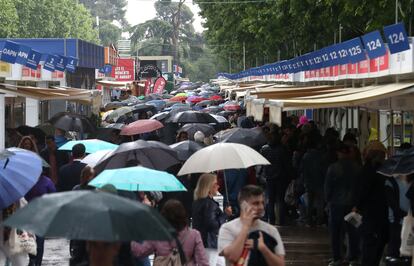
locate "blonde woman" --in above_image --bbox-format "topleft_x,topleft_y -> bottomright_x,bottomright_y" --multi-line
192,174 -> 232,266
18,136 -> 39,154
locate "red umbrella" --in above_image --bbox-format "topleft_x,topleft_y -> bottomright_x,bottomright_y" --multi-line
223,103 -> 241,111
120,119 -> 164,136
209,95 -> 223,101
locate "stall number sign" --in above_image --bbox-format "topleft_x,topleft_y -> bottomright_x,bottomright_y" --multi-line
15,45 -> 31,65
44,54 -> 59,72
66,57 -> 78,73
55,55 -> 67,72
383,22 -> 410,54
362,30 -> 387,59
0,41 -> 20,64
25,50 -> 42,70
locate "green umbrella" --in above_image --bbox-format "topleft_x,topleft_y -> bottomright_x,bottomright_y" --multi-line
3,191 -> 174,242
89,166 -> 187,192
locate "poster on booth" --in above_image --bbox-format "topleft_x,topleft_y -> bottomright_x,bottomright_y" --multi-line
144,78 -> 152,95
153,77 -> 166,94
111,58 -> 135,81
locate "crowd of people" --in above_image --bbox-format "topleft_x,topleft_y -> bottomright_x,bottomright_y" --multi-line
3,104 -> 414,266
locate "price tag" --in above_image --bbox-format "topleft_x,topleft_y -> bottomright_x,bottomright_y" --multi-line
383,22 -> 410,54
361,30 -> 387,59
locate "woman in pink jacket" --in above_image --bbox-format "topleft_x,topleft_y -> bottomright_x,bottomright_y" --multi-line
131,199 -> 209,266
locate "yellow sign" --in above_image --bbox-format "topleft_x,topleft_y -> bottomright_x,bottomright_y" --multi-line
0,62 -> 12,77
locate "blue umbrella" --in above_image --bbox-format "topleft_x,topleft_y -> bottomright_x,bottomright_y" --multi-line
146,100 -> 166,111
89,166 -> 187,192
0,148 -> 42,209
59,139 -> 118,154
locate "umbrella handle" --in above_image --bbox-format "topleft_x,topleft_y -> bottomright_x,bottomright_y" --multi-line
223,171 -> 230,207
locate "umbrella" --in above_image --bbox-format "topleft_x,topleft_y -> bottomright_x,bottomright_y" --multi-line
195,100 -> 215,107
104,101 -> 127,111
150,112 -> 170,121
94,140 -> 180,173
167,111 -> 218,124
15,126 -> 46,143
146,100 -> 166,111
187,96 -> 206,104
378,148 -> 414,176
169,96 -> 187,102
217,111 -> 236,118
131,104 -> 157,114
49,112 -> 96,133
89,166 -> 187,192
170,140 -> 204,161
3,190 -> 173,242
101,110 -> 114,121
178,143 -> 270,176
223,101 -> 241,111
35,123 -> 55,136
105,123 -> 125,130
178,123 -> 216,139
120,119 -> 164,136
209,95 -> 223,101
58,139 -> 119,154
105,107 -> 134,122
214,128 -> 267,148
0,148 -> 42,209
211,114 -> 229,124
81,149 -> 114,167
202,106 -> 224,114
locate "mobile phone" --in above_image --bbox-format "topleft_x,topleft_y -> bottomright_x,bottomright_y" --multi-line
240,201 -> 251,213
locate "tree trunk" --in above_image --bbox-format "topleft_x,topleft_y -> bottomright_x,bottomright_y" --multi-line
172,0 -> 185,66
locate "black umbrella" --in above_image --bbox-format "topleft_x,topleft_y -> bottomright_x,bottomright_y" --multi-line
170,140 -> 204,161
49,112 -> 96,133
202,106 -> 224,114
104,101 -> 127,111
217,110 -> 236,119
94,139 -> 180,173
214,128 -> 267,148
167,111 -> 218,124
131,103 -> 157,114
16,125 -> 46,144
195,100 -> 215,107
105,123 -> 125,130
178,123 -> 216,139
378,148 -> 414,176
3,190 -> 173,241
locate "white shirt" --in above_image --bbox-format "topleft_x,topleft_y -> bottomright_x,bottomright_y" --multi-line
218,218 -> 285,266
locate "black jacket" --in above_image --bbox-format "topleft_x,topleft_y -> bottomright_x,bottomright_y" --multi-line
192,197 -> 226,249
40,148 -> 69,170
58,161 -> 87,192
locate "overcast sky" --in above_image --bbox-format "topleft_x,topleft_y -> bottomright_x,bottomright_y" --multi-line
125,0 -> 205,33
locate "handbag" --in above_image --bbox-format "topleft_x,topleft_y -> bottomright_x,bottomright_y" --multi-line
7,228 -> 37,256
153,233 -> 188,266
400,210 -> 414,257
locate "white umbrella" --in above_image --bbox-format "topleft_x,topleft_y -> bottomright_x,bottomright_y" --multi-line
177,143 -> 270,175
81,149 -> 114,167
211,114 -> 228,123
178,143 -> 270,203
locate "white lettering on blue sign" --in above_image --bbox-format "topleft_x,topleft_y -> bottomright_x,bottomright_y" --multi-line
2,48 -> 17,57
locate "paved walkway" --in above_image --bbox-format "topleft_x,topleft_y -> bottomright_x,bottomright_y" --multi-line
279,226 -> 331,266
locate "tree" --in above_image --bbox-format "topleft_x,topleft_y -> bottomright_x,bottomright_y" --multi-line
12,0 -> 99,43
0,0 -> 18,37
79,0 -> 128,27
99,20 -> 123,46
196,0 -> 413,73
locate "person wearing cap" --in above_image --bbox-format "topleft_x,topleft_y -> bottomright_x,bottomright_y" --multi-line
324,142 -> 362,266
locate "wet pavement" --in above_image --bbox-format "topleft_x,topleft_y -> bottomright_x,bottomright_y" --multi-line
41,227 -> 332,266
42,238 -> 70,266
279,226 -> 331,265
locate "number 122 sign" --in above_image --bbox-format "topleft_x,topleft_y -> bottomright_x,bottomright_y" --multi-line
383,22 -> 410,54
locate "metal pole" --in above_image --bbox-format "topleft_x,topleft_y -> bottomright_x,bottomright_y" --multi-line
339,24 -> 343,43
243,42 -> 246,70
396,0 -> 399,23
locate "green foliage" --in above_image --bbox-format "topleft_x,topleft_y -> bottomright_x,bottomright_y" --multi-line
79,0 -> 128,26
5,0 -> 99,43
99,20 -> 123,46
196,0 -> 414,73
0,0 -> 18,37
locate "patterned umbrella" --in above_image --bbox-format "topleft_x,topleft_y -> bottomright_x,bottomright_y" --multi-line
120,119 -> 164,136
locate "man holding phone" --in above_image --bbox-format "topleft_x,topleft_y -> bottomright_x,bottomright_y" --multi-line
218,185 -> 285,266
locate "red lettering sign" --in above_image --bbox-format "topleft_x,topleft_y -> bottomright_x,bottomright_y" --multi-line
153,77 -> 166,94
111,58 -> 135,82
358,59 -> 369,74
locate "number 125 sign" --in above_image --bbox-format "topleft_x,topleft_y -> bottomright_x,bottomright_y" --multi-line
383,22 -> 410,54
